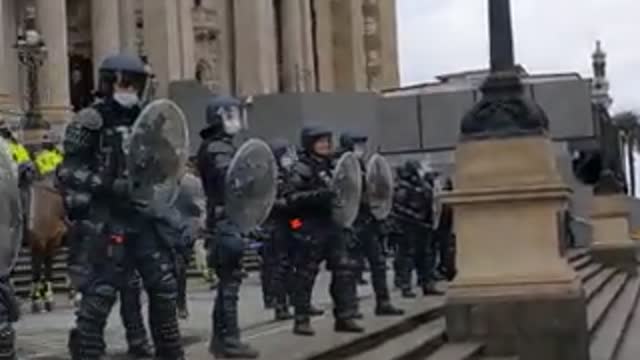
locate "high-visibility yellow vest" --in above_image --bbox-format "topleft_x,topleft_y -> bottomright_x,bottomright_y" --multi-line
35,149 -> 64,176
8,142 -> 31,166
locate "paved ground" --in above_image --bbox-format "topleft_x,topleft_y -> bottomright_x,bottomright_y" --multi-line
15,270 -> 397,359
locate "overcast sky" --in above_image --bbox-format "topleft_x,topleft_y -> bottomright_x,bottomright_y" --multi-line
396,0 -> 640,113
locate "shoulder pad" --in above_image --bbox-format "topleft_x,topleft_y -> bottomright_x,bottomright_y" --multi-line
206,140 -> 234,155
73,108 -> 103,131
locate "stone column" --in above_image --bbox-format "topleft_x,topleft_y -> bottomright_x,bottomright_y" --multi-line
0,0 -> 11,107
92,0 -> 121,81
312,0 -> 335,91
366,0 -> 400,89
177,0 -> 195,79
2,0 -> 20,111
280,0 -> 316,92
119,0 -> 138,54
233,0 -> 279,96
35,0 -> 71,130
143,0 -> 195,98
590,194 -> 638,274
329,0 -> 367,91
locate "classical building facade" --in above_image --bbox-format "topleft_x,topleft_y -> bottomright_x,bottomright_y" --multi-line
0,0 -> 399,135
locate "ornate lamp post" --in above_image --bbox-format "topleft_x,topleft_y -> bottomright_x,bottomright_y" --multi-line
460,0 -> 549,140
15,6 -> 48,130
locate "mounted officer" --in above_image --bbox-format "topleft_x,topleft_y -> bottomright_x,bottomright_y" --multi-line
57,53 -> 185,359
338,131 -> 404,317
0,138 -> 23,359
197,95 -> 261,358
286,125 -> 363,336
393,160 -> 443,297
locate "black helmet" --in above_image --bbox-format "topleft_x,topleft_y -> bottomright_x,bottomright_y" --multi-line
97,53 -> 148,98
403,160 -> 422,178
339,130 -> 368,152
300,125 -> 332,152
205,95 -> 243,129
202,95 -> 245,138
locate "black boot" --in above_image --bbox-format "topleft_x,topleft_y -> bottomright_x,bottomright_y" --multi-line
127,342 -> 154,358
335,319 -> 365,333
352,311 -> 364,320
293,318 -> 315,336
422,283 -> 444,296
309,305 -> 324,317
275,306 -> 293,321
375,302 -> 405,316
209,337 -> 259,359
402,288 -> 417,298
177,306 -> 190,320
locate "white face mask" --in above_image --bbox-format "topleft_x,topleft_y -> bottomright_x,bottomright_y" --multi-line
219,106 -> 243,135
353,143 -> 367,158
114,92 -> 140,108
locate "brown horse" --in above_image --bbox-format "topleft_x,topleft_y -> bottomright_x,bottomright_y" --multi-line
26,175 -> 67,312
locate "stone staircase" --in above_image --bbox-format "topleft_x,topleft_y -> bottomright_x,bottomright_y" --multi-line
261,248 -> 636,360
9,245 -> 262,299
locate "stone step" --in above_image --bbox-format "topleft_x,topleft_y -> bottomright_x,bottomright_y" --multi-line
613,277 -> 640,360
568,248 -> 591,263
573,254 -> 594,271
588,272 -> 629,336
235,296 -> 445,360
350,318 -> 445,360
424,342 -> 484,360
578,263 -> 604,284
585,268 -> 617,301
589,275 -> 640,360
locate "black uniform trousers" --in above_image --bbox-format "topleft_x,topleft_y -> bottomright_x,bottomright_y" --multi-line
354,221 -> 391,304
0,278 -> 19,360
69,220 -> 182,360
269,220 -> 295,309
291,218 -> 357,321
67,220 -> 150,353
208,218 -> 246,342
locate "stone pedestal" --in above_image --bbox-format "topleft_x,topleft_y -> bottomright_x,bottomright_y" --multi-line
590,194 -> 638,274
443,136 -> 589,360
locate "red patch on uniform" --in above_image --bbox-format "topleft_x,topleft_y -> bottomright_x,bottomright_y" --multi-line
289,218 -> 303,230
111,235 -> 125,244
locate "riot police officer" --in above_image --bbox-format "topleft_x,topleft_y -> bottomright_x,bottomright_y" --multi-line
263,139 -> 297,321
338,132 -> 404,317
286,126 -> 363,336
197,95 -> 259,358
393,160 -> 442,296
173,172 -> 203,320
58,53 -> 184,359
